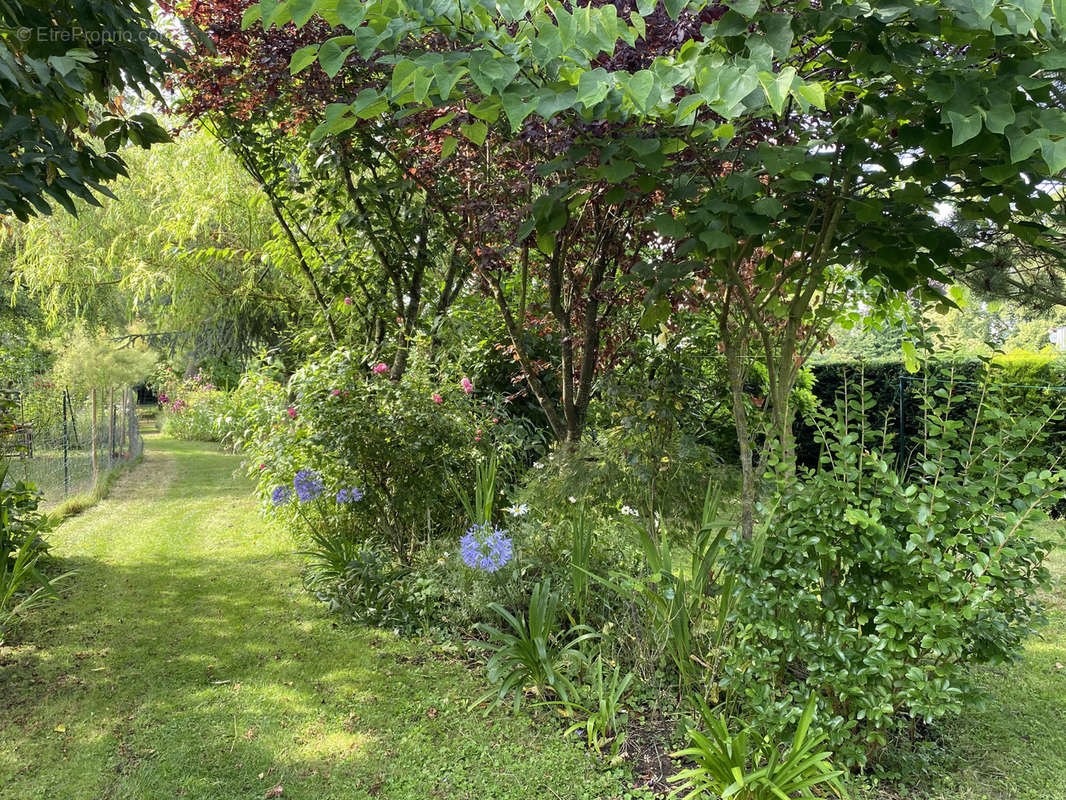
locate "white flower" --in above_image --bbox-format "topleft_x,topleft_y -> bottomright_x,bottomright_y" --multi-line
568,496 -> 577,504
620,505 -> 639,517
507,503 -> 529,517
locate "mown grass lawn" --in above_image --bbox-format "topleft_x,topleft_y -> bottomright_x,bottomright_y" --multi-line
0,436 -> 625,800
5,435 -> 1066,800
858,544 -> 1066,800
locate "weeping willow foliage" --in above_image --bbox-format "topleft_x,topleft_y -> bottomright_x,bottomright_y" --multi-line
7,131 -> 305,361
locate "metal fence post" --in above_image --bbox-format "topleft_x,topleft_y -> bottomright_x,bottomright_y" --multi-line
62,389 -> 70,495
109,387 -> 116,468
91,388 -> 98,481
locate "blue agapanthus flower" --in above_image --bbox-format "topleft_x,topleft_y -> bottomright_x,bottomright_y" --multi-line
271,485 -> 292,506
293,469 -> 325,502
336,486 -> 364,504
460,523 -> 513,573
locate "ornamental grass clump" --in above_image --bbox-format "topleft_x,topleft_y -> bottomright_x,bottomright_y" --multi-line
474,578 -> 597,713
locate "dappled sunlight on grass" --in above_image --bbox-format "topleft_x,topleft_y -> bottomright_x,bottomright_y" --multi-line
1,436 -> 621,800
860,538 -> 1066,800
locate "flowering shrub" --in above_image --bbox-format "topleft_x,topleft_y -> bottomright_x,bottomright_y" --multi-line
154,367 -> 226,442
244,349 -> 517,560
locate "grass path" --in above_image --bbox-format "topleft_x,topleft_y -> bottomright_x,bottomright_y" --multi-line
916,545 -> 1066,800
0,437 -> 622,800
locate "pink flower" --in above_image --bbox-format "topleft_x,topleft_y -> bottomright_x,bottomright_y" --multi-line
460,377 -> 474,394
343,296 -> 352,305
432,393 -> 443,404
372,362 -> 389,375
287,407 -> 297,419
332,389 -> 341,396
259,464 -> 266,470
492,417 -> 498,423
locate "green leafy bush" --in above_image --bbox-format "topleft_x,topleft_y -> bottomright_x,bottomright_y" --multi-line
1,462 -> 52,555
213,371 -> 287,453
1,464 -> 67,641
722,381 -> 1064,766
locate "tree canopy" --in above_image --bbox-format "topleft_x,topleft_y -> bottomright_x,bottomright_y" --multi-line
0,0 -> 180,219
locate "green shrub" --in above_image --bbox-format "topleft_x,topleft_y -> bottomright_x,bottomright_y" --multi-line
213,371 -> 287,453
249,350 -> 516,560
1,462 -> 52,555
722,381 -> 1064,766
1,463 -> 67,642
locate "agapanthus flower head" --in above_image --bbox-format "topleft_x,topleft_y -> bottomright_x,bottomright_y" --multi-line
293,469 -> 325,502
336,486 -> 364,504
271,485 -> 292,506
460,523 -> 513,573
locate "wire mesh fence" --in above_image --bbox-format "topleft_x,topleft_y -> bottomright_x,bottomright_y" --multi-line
1,386 -> 143,507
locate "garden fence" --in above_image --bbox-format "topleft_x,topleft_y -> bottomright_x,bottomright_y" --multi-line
0,386 -> 143,507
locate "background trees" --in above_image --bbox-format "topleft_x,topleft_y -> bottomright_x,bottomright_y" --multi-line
254,0 -> 1066,525
9,133 -> 300,371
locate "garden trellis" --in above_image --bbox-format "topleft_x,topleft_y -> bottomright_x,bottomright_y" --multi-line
0,384 -> 143,505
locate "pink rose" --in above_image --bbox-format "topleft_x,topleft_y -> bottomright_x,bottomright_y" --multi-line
287,407 -> 297,419
460,377 -> 474,394
343,296 -> 352,305
432,393 -> 443,404
372,363 -> 389,374
332,389 -> 341,396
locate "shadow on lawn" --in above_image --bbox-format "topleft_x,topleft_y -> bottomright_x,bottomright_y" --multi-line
1,548 -> 585,799
1,550 -> 408,796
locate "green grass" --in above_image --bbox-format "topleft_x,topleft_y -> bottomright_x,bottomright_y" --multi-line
0,436 -> 626,799
858,543 -> 1066,800
6,434 -> 1066,800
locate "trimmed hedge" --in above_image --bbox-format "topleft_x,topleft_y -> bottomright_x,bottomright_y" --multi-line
797,350 -> 1066,470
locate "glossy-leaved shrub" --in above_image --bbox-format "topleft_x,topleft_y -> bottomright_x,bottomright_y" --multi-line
722,380 -> 1065,767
